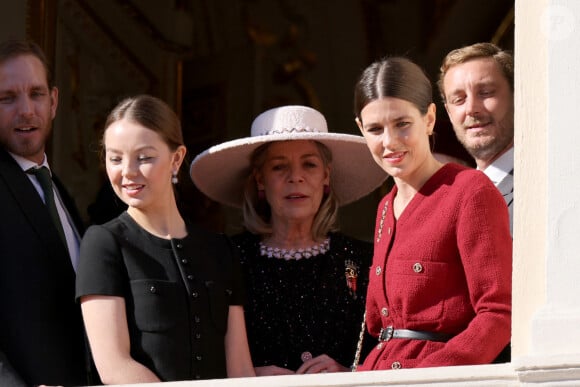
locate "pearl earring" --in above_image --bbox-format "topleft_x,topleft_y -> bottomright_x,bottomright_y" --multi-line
172,171 -> 178,184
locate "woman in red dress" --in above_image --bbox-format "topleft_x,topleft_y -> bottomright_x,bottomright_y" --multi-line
353,57 -> 512,370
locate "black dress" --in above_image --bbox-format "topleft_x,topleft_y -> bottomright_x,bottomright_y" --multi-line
232,231 -> 373,371
76,212 -> 244,381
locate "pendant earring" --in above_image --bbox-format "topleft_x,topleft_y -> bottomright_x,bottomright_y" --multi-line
257,190 -> 265,200
172,171 -> 179,184
323,185 -> 330,195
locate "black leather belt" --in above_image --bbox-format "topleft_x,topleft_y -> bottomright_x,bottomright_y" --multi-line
378,326 -> 454,342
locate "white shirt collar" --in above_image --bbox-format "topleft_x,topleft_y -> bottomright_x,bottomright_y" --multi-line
8,152 -> 50,173
481,146 -> 514,186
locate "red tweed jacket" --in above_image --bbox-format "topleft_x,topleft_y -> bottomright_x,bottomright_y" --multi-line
359,163 -> 512,371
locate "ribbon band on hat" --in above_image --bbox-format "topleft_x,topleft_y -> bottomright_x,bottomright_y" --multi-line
190,105 -> 387,208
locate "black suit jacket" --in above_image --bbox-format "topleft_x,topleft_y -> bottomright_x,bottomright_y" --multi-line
0,148 -> 90,386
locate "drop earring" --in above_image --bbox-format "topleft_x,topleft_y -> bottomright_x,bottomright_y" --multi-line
257,189 -> 265,200
172,171 -> 179,184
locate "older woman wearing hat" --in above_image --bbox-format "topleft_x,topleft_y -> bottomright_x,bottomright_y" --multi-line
190,105 -> 386,375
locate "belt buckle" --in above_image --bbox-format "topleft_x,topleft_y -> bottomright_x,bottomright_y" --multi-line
379,326 -> 394,341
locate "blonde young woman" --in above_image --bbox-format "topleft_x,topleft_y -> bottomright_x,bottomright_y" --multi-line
76,95 -> 254,384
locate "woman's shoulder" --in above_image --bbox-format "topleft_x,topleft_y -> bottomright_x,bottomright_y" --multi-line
432,164 -> 505,212
79,217 -> 127,265
437,163 -> 494,190
229,231 -> 260,263
83,214 -> 127,242
440,162 -> 482,178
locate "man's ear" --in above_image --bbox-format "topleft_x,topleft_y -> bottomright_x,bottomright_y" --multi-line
50,86 -> 59,120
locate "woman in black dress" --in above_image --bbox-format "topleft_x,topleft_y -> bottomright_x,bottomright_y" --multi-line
190,105 -> 386,375
76,95 -> 254,384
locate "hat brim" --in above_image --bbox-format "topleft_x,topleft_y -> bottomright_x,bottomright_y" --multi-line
190,132 -> 387,208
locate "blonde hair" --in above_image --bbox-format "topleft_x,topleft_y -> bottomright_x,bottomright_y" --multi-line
241,141 -> 338,241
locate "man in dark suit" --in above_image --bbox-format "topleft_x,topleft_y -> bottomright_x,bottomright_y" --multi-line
0,40 -> 91,386
438,42 -> 514,235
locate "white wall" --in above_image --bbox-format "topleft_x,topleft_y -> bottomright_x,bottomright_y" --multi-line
512,0 -> 548,357
524,0 -> 580,357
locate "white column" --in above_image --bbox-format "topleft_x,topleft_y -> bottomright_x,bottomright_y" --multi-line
512,0 -> 548,358
515,0 -> 580,359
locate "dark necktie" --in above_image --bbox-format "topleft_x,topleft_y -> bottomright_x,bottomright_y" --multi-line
27,166 -> 68,249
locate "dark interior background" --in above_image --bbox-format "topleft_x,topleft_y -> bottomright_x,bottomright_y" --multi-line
15,0 -> 514,240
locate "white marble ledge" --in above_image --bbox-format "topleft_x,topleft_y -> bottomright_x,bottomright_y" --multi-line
513,354 -> 580,384
92,357 -> 580,387
100,363 -> 519,387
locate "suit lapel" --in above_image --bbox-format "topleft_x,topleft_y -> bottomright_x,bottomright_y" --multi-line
53,175 -> 85,236
496,169 -> 514,207
0,149 -> 71,259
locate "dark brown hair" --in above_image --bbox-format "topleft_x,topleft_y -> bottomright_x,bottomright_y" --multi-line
437,42 -> 514,103
104,94 -> 184,151
354,57 -> 433,122
0,39 -> 53,87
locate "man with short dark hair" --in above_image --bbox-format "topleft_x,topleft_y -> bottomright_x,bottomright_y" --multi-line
0,39 -> 91,386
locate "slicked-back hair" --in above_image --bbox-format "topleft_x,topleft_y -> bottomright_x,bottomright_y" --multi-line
354,57 -> 433,123
103,94 -> 184,152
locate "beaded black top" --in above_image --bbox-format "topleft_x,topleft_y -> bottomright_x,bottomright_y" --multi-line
232,231 -> 373,371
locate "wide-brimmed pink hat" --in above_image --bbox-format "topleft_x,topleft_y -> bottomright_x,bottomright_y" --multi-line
190,105 -> 387,208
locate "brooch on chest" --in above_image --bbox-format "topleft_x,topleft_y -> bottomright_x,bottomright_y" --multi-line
345,260 -> 359,299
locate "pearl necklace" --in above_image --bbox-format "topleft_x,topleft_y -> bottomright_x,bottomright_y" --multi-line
259,238 -> 330,260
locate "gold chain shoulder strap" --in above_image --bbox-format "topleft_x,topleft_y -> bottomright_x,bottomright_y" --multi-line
351,311 -> 367,371
352,199 -> 387,371
376,199 -> 389,242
